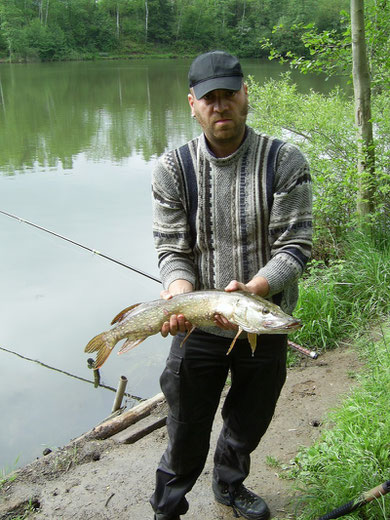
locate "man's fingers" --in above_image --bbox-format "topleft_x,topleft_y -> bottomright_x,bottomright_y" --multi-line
179,314 -> 194,331
160,314 -> 192,337
224,280 -> 246,292
160,289 -> 173,300
160,321 -> 170,337
214,313 -> 238,330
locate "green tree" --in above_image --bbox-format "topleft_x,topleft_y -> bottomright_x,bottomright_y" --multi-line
0,0 -> 26,59
262,0 -> 390,224
147,0 -> 173,43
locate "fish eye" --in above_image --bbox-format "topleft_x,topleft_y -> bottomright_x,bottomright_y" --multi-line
262,309 -> 270,315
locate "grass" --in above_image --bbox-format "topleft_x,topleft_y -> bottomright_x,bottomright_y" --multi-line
276,230 -> 390,518
6,499 -> 40,520
290,231 -> 390,354
287,325 -> 390,519
0,458 -> 19,490
1,460 -> 40,519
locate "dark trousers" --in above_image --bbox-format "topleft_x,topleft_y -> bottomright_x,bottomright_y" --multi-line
150,329 -> 287,517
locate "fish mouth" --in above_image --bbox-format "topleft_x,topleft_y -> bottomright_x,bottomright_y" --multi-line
285,319 -> 302,330
264,319 -> 301,330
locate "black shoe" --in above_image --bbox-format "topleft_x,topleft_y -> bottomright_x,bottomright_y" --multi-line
154,514 -> 181,520
212,479 -> 270,520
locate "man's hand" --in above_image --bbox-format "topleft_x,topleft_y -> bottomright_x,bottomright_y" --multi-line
160,279 -> 193,337
214,276 -> 270,330
224,276 -> 269,297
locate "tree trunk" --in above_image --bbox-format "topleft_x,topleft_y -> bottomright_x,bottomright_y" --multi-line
176,7 -> 183,40
116,3 -> 120,38
350,0 -> 375,220
241,0 -> 246,28
45,0 -> 49,25
145,0 -> 149,42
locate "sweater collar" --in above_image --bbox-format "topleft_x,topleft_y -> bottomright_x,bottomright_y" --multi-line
199,126 -> 253,165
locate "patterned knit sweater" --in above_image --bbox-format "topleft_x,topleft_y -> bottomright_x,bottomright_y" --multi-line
152,126 -> 312,334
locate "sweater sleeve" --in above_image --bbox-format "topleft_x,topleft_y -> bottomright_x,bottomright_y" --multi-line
152,154 -> 197,290
256,143 -> 313,296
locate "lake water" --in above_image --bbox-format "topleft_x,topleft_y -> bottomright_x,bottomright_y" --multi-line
0,58 -> 345,472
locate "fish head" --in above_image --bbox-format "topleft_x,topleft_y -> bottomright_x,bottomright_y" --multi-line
233,292 -> 301,334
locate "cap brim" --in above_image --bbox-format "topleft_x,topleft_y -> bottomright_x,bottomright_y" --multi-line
192,76 -> 242,99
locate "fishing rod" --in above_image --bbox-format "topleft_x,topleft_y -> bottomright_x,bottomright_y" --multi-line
317,479 -> 390,519
0,209 -> 161,284
1,209 -> 318,359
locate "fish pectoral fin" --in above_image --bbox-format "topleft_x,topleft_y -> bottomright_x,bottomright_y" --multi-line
247,333 -> 257,356
233,316 -> 258,334
233,317 -> 257,334
226,327 -> 243,355
118,336 -> 147,354
111,303 -> 142,325
179,326 -> 196,348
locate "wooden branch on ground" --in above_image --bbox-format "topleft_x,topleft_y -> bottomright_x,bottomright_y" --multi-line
111,415 -> 167,444
80,392 -> 166,441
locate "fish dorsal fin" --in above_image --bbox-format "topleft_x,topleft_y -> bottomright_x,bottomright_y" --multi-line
111,303 -> 141,325
118,336 -> 147,354
226,327 -> 243,355
247,333 -> 257,356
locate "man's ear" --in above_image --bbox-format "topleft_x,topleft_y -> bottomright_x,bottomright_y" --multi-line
188,92 -> 195,117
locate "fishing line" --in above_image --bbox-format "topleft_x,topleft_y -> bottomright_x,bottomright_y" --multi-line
1,209 -> 318,358
0,209 -> 161,284
0,345 -> 143,402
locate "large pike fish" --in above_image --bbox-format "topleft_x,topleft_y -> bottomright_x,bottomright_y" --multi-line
85,290 -> 301,369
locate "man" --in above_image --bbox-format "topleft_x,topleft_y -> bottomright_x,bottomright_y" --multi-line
150,50 -> 312,520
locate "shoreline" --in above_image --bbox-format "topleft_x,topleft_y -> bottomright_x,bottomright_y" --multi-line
0,346 -> 362,520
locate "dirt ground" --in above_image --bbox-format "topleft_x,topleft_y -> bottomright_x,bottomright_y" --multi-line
0,346 -> 362,520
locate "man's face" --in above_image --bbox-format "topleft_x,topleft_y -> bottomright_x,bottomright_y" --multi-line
188,84 -> 248,155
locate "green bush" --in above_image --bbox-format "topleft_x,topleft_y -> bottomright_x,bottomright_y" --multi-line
248,74 -> 390,261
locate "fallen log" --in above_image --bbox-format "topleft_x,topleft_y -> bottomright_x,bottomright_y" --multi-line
82,392 -> 166,441
111,415 -> 167,444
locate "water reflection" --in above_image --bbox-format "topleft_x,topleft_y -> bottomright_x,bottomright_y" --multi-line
0,59 -> 347,176
0,60 -> 200,174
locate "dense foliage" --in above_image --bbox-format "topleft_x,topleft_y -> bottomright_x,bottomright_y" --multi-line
0,0 -> 348,61
248,74 -> 390,260
262,0 -> 390,92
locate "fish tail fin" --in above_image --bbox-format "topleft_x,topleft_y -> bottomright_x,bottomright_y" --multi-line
84,332 -> 116,369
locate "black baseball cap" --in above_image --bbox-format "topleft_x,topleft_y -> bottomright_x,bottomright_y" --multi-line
188,51 -> 244,99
